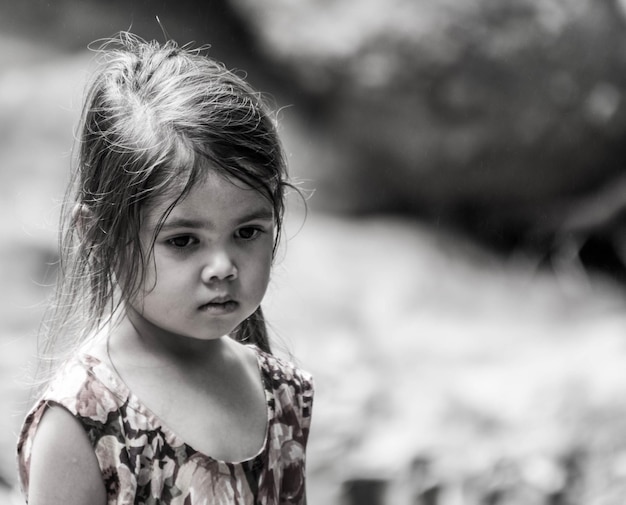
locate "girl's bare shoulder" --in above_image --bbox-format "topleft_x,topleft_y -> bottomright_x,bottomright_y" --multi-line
28,406 -> 106,505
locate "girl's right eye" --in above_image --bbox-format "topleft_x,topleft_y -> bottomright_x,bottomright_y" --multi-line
166,236 -> 197,248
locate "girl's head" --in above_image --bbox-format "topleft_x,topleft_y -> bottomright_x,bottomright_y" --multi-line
54,32 -> 290,355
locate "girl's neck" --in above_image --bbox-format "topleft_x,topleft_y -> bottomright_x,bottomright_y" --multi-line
109,309 -> 234,372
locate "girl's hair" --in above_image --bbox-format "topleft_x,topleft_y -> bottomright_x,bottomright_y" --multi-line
41,32 -> 291,369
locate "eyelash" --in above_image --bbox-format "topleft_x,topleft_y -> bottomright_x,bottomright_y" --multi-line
236,226 -> 264,240
166,236 -> 199,249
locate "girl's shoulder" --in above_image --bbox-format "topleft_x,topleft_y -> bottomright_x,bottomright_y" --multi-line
248,344 -> 315,449
251,344 -> 314,390
37,353 -> 126,416
17,353 -> 126,500
249,344 -> 314,425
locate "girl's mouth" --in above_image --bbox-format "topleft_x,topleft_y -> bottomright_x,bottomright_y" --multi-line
199,300 -> 239,314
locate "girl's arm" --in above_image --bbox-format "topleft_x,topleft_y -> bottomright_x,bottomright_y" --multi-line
27,406 -> 106,505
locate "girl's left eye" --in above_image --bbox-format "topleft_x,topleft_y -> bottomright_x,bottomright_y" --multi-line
236,227 -> 262,240
167,236 -> 197,248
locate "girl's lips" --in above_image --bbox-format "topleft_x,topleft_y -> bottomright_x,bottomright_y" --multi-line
199,300 -> 239,314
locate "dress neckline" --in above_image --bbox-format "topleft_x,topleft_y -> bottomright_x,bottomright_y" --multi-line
77,346 -> 273,465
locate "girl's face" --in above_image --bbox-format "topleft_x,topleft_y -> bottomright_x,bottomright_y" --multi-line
126,170 -> 275,343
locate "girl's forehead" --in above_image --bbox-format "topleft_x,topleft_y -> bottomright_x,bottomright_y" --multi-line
144,171 -> 274,227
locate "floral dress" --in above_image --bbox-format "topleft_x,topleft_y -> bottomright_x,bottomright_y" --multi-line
17,346 -> 314,505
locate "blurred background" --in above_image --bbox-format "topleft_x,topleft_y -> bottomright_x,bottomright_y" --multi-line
3,0 -> 626,503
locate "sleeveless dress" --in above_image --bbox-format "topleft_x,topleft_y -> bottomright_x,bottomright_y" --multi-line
16,346 -> 314,505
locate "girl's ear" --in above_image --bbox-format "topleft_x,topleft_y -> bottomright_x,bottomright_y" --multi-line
71,203 -> 93,237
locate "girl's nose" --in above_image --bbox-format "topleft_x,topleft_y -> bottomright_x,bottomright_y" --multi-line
201,250 -> 238,283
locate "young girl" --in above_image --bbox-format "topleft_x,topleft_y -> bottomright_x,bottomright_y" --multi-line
17,32 -> 314,505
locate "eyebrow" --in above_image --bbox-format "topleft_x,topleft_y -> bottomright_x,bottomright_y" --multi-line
158,209 -> 275,231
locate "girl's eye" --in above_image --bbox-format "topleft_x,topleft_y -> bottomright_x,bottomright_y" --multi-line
237,227 -> 262,240
167,236 -> 197,248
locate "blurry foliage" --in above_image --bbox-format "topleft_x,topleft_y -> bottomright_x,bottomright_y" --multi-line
0,0 -> 289,92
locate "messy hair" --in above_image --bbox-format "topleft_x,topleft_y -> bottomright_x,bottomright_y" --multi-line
41,32 -> 290,368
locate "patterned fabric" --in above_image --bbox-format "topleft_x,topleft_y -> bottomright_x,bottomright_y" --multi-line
17,346 -> 314,505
